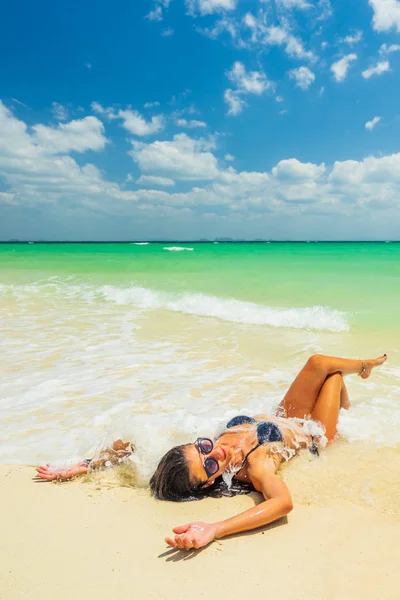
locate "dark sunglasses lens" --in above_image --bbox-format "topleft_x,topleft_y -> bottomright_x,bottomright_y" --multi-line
199,439 -> 213,454
204,458 -> 219,476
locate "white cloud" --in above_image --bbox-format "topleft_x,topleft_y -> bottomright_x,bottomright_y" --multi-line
176,118 -> 207,128
365,116 -> 381,130
0,192 -> 15,204
91,102 -> 117,120
31,116 -> 107,154
187,0 -> 237,16
362,60 -> 390,79
224,61 -> 274,116
331,53 -> 357,82
379,42 -> 400,55
277,0 -> 311,9
289,66 -> 315,90
224,154 -> 235,161
129,133 -> 220,180
275,96 -> 284,102
224,90 -> 245,116
243,15 -> 315,62
263,25 -> 315,61
369,0 -> 400,33
339,30 -> 363,45
144,101 -> 161,108
329,153 -> 400,185
136,175 -> 176,186
118,110 -> 164,136
2,99 -> 400,231
146,5 -> 163,21
92,103 -> 165,136
272,158 -> 325,181
51,102 -> 69,121
227,61 -> 273,95
161,28 -> 174,36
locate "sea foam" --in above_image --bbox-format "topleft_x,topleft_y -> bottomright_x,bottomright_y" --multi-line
100,285 -> 349,332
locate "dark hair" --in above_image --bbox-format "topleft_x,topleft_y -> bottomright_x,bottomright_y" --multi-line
149,444 -> 254,502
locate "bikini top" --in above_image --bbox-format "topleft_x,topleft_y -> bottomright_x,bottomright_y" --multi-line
225,415 -> 318,472
226,415 -> 284,444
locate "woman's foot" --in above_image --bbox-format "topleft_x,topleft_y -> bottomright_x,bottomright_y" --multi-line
36,462 -> 89,481
360,354 -> 387,379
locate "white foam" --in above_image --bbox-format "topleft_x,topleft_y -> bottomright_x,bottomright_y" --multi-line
1,278 -> 398,481
100,285 -> 349,332
131,242 -> 150,245
0,281 -> 349,332
163,246 -> 194,251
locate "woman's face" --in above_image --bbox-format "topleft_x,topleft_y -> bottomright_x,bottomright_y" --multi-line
184,440 -> 232,487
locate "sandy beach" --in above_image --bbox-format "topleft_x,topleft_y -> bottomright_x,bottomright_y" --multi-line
1,464 -> 398,600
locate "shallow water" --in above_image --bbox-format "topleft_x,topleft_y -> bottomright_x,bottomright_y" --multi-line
1,242 -> 399,509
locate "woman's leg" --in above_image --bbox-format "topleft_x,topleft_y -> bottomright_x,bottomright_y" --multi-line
276,353 -> 386,419
311,372 -> 343,441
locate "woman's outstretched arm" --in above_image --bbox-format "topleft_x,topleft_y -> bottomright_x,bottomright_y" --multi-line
165,465 -> 293,550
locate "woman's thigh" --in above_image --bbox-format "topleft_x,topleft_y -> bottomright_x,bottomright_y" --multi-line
278,356 -> 327,418
311,373 -> 342,441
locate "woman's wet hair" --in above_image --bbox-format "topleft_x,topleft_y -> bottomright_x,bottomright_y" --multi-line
149,444 -> 254,502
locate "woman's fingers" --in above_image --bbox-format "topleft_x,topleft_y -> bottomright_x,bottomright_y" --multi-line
172,524 -> 190,534
165,537 -> 176,548
182,538 -> 191,550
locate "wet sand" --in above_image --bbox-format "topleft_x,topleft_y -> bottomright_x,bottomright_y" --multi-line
1,465 -> 398,600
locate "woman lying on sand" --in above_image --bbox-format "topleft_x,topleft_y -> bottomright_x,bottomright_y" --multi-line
37,353 -> 387,550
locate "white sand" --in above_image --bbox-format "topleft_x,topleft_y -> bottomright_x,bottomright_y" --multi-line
1,465 -> 398,600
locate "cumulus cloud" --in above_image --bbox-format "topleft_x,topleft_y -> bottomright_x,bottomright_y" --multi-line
331,53 -> 357,82
272,158 -> 325,181
379,43 -> 400,55
146,5 -> 163,21
339,30 -> 363,45
91,103 -> 164,135
244,16 -> 315,62
136,175 -> 176,186
369,0 -> 400,33
289,66 -> 315,90
175,118 -> 207,128
224,154 -> 235,161
227,61 -> 273,95
31,116 -> 107,154
144,101 -> 161,108
51,102 -> 69,121
129,133 -> 220,180
365,116 -> 381,130
2,99 -> 400,230
145,0 -> 173,22
277,0 -> 311,9
362,60 -> 390,79
186,0 -> 237,16
118,110 -> 164,136
224,61 -> 274,115
224,89 -> 245,116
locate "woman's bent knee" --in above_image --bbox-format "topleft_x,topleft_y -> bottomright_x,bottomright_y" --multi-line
306,354 -> 325,372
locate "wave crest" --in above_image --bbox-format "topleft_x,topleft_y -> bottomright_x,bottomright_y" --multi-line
101,285 -> 349,332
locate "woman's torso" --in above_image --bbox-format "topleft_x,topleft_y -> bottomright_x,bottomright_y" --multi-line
217,414 -> 312,483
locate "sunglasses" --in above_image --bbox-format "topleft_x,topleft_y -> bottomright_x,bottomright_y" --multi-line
195,437 -> 220,479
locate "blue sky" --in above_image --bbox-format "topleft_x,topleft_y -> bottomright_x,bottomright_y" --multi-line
1,0 -> 400,240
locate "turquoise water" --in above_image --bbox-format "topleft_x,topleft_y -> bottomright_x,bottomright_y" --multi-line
2,242 -> 400,332
1,242 -> 399,480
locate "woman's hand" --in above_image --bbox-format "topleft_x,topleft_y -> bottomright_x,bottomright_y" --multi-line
165,521 -> 217,550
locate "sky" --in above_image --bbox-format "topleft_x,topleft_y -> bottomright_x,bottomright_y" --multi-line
1,0 -> 400,241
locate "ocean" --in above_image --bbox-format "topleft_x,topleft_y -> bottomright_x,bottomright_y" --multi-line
1,242 -> 399,510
